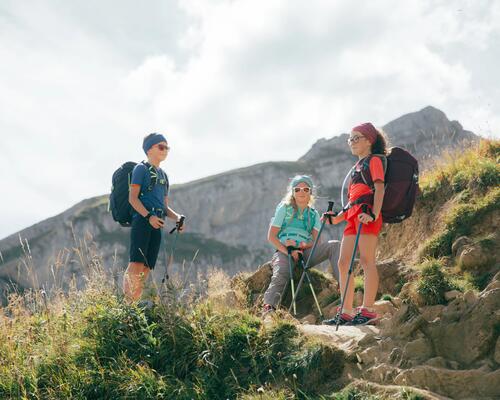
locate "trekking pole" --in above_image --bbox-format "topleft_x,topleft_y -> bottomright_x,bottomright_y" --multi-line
162,215 -> 186,284
287,246 -> 297,315
335,204 -> 372,331
298,252 -> 323,318
288,201 -> 335,313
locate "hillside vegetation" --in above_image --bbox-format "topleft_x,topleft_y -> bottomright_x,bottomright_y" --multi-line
0,140 -> 498,399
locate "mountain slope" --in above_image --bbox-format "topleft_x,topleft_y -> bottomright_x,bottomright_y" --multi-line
0,106 -> 478,296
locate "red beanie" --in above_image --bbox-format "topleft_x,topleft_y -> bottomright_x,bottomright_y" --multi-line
352,122 -> 378,144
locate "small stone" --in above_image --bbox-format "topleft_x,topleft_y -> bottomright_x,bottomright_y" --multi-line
444,290 -> 462,301
391,297 -> 403,308
300,314 -> 317,324
372,300 -> 396,316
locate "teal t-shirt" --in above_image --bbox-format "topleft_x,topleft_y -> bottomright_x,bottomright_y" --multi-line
270,202 -> 321,245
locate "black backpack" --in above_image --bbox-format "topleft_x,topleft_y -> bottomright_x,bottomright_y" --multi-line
109,161 -> 167,227
354,147 -> 419,224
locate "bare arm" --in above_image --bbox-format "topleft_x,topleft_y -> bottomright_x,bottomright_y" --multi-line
268,225 -> 288,255
372,181 -> 385,220
164,196 -> 181,221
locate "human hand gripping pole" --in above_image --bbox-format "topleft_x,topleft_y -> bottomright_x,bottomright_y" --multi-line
288,201 -> 335,315
162,215 -> 186,284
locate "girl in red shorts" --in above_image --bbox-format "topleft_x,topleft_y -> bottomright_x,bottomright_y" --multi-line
324,122 -> 388,326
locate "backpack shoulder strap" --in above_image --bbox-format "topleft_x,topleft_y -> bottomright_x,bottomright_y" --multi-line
360,154 -> 387,189
283,204 -> 295,227
141,161 -> 159,191
359,155 -> 373,188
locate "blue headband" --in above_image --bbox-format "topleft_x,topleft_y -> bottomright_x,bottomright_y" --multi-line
291,175 -> 314,189
143,133 -> 167,154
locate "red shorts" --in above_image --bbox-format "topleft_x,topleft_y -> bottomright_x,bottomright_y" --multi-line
344,208 -> 383,236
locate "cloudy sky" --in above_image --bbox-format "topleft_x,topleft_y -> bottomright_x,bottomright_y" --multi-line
0,0 -> 499,239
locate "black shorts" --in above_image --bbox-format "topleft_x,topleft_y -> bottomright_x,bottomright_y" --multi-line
129,215 -> 162,269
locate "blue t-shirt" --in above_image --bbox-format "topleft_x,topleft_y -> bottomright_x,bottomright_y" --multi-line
270,202 -> 321,245
131,163 -> 169,215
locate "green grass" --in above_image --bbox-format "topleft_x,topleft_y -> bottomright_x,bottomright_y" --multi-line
416,259 -> 455,306
419,140 -> 499,260
0,269 -> 346,400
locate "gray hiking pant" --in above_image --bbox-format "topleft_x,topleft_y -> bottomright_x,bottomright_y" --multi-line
263,240 -> 340,308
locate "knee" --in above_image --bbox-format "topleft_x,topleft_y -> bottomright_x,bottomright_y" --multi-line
337,258 -> 349,272
360,258 -> 377,270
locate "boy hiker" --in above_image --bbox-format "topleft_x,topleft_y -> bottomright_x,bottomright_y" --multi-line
123,133 -> 185,302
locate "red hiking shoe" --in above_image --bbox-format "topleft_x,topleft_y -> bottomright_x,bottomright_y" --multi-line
349,307 -> 378,325
322,308 -> 354,326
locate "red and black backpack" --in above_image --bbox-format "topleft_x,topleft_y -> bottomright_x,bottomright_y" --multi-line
348,147 -> 419,224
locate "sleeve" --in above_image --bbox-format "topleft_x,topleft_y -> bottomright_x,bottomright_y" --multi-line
369,156 -> 385,183
131,164 -> 147,186
312,209 -> 321,231
270,203 -> 287,228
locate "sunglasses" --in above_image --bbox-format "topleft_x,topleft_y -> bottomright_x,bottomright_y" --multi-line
293,187 -> 311,193
347,135 -> 365,144
157,144 -> 170,151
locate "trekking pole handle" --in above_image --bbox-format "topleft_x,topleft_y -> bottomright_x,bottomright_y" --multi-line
169,215 -> 186,234
286,246 -> 300,254
326,200 -> 335,223
361,204 -> 376,221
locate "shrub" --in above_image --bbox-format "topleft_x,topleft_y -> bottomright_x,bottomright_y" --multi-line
416,259 -> 453,305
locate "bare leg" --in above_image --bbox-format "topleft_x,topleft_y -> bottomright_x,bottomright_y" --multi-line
358,234 -> 379,309
123,262 -> 150,302
337,235 -> 357,314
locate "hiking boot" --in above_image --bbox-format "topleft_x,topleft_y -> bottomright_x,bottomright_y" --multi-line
349,307 -> 378,325
322,311 -> 354,326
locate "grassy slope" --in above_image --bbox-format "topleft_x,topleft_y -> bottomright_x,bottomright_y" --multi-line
2,142 -> 498,399
380,140 -> 499,262
378,139 -> 499,304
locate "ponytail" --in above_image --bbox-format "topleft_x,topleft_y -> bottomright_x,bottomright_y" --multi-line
371,128 -> 389,155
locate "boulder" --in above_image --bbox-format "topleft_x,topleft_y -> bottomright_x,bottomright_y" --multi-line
451,236 -> 472,257
377,259 -> 417,296
420,304 -> 445,322
244,261 -> 272,292
444,290 -> 462,301
494,337 -> 500,364
300,314 -> 317,324
463,290 -> 478,306
425,356 -> 448,369
346,379 -> 446,400
403,337 -> 433,363
458,245 -> 492,271
428,288 -> 500,366
371,300 -> 396,316
395,366 -> 500,399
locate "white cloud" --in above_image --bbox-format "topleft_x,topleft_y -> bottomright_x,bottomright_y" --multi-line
0,0 -> 499,239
